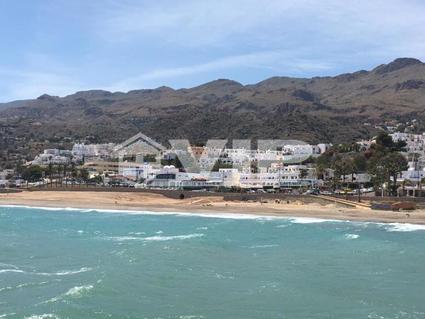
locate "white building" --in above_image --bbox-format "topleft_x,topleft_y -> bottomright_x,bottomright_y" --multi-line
279,165 -> 318,188
118,162 -> 160,181
390,132 -> 425,153
31,149 -> 71,166
72,143 -> 116,161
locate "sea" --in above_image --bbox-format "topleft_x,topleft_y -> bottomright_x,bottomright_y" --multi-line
1,205 -> 425,319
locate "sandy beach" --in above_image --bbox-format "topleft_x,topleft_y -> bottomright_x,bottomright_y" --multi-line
1,190 -> 425,225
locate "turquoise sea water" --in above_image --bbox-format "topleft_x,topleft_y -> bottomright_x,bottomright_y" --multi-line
1,206 -> 425,319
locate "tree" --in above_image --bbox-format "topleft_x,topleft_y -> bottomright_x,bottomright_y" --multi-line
299,168 -> 309,179
79,168 -> 89,181
71,162 -> 77,178
368,152 -> 408,196
47,163 -> 53,187
393,140 -> 407,152
374,132 -> 406,152
332,157 -> 354,188
352,154 -> 367,173
383,152 -> 408,196
22,165 -> 43,182
375,132 -> 394,149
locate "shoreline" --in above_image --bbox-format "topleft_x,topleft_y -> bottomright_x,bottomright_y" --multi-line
1,190 -> 425,225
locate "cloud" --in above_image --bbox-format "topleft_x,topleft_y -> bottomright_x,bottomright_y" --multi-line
98,0 -> 298,46
97,0 -> 425,53
2,0 -> 425,101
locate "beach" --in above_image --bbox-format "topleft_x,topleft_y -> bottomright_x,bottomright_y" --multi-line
1,190 -> 425,224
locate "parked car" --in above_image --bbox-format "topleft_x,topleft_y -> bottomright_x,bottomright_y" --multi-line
304,189 -> 320,195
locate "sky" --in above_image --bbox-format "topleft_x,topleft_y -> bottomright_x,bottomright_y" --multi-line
1,0 -> 425,102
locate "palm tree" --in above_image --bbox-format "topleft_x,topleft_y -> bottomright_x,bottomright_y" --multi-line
48,163 -> 53,188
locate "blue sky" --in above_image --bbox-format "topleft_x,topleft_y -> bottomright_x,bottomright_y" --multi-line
1,0 -> 425,102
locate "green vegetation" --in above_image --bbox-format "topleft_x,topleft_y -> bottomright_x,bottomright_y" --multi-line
21,165 -> 43,182
316,132 -> 408,195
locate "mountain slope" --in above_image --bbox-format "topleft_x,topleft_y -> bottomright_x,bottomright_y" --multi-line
1,58 -> 425,156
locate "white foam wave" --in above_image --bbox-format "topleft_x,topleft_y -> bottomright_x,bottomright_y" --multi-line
109,236 -> 143,242
41,284 -> 94,305
0,263 -> 19,269
0,267 -> 91,276
215,273 -> 235,280
386,223 -> 425,232
0,204 -> 285,220
0,205 -> 84,212
0,314 -> 16,318
0,281 -> 49,293
289,217 -> 342,224
276,224 -> 289,228
0,269 -> 25,274
344,234 -> 360,240
25,315 -> 59,319
0,286 -> 13,292
5,204 -> 425,232
249,244 -> 278,249
64,285 -> 93,297
144,233 -> 204,241
109,233 -> 204,242
49,267 -> 92,276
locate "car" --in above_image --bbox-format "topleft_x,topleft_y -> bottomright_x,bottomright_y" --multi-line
304,189 -> 320,195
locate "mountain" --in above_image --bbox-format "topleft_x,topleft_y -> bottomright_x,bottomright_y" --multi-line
1,58 -> 425,164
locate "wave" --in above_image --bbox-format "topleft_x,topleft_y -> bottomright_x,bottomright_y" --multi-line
0,204 -> 283,220
128,231 -> 146,235
24,315 -> 59,319
0,204 -> 347,223
289,217 -> 343,224
385,223 -> 425,232
344,234 -> 360,240
144,233 -> 204,241
249,244 -> 278,249
0,314 -> 16,319
41,284 -> 94,305
0,263 -> 19,269
0,281 -> 50,293
0,269 -> 25,274
0,267 -> 91,277
3,204 -> 425,232
65,285 -> 93,297
0,205 -> 86,212
38,267 -> 92,276
109,233 -> 205,242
